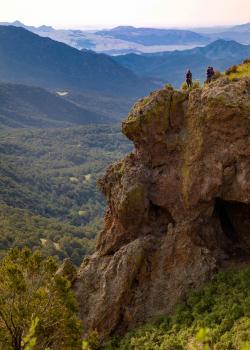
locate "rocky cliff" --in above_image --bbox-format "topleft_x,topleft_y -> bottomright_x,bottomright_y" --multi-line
74,75 -> 250,338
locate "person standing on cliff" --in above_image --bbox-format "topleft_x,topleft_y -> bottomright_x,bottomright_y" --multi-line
207,66 -> 215,83
186,69 -> 192,88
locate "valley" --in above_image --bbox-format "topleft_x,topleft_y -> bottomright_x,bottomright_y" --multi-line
0,125 -> 131,264
0,12 -> 249,349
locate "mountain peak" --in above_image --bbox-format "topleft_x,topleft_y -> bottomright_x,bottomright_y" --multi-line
12,20 -> 25,27
207,38 -> 244,48
37,24 -> 54,31
111,25 -> 136,31
202,39 -> 250,57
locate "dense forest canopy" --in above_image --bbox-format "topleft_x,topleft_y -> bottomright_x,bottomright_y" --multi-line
0,124 -> 131,264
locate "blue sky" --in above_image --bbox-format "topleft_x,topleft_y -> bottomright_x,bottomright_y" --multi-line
1,0 -> 250,28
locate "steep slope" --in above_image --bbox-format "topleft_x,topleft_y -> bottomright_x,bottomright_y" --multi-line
0,82 -> 109,128
0,26 -> 157,97
114,40 -> 250,87
75,72 -> 250,338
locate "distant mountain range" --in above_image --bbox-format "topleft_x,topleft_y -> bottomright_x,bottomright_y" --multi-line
0,21 -> 210,54
114,39 -> 250,87
96,26 -> 208,46
0,20 -> 53,32
207,23 -> 250,45
230,22 -> 250,32
1,21 -> 250,55
0,26 -> 156,97
0,82 -> 112,128
0,24 -> 249,128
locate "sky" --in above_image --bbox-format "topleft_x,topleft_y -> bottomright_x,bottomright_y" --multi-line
0,0 -> 250,29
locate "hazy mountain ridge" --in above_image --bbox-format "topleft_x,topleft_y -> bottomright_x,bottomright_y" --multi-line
1,21 -> 250,55
95,25 -> 209,45
0,25 -> 157,97
114,39 -> 250,87
0,21 -> 210,54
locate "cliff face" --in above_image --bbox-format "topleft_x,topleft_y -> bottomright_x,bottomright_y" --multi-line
75,76 -> 250,337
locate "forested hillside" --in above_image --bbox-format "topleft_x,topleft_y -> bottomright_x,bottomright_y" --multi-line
0,204 -> 95,265
0,125 -> 131,264
0,82 -> 110,128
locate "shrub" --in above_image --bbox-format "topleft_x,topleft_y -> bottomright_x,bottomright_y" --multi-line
104,268 -> 250,350
181,81 -> 189,90
181,80 -> 201,91
83,330 -> 101,350
213,70 -> 222,79
192,80 -> 201,89
164,83 -> 174,90
225,65 -> 238,75
0,248 -> 82,350
243,58 -> 250,64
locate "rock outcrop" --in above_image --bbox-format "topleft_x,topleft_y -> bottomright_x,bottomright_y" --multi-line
56,258 -> 77,284
75,76 -> 250,338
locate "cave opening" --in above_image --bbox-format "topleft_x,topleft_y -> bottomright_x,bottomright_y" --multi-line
214,198 -> 250,256
148,201 -> 175,235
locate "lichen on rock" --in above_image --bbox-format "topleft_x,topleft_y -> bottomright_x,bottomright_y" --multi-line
74,74 -> 250,339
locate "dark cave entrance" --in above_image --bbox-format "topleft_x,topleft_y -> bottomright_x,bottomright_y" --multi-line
214,198 -> 250,255
148,201 -> 175,235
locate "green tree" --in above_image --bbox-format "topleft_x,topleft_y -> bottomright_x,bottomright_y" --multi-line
0,248 -> 82,350
22,317 -> 39,350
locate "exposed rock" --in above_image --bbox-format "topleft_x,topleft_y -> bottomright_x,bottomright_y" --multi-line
56,258 -> 77,284
75,76 -> 250,338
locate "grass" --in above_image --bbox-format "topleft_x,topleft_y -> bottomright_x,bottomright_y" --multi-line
226,60 -> 250,80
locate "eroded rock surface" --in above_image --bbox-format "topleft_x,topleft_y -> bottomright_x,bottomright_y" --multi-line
75,77 -> 250,338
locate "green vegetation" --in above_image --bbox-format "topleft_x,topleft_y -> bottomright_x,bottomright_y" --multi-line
0,248 -> 82,350
0,204 -> 94,265
0,125 -> 131,264
225,59 -> 250,80
1,249 -> 249,350
181,80 -> 201,91
104,268 -> 250,350
22,317 -> 40,350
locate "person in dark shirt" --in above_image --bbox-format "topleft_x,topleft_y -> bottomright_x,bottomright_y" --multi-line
186,69 -> 192,88
207,66 -> 215,83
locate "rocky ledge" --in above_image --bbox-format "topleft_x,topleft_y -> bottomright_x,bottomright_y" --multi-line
74,76 -> 250,338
